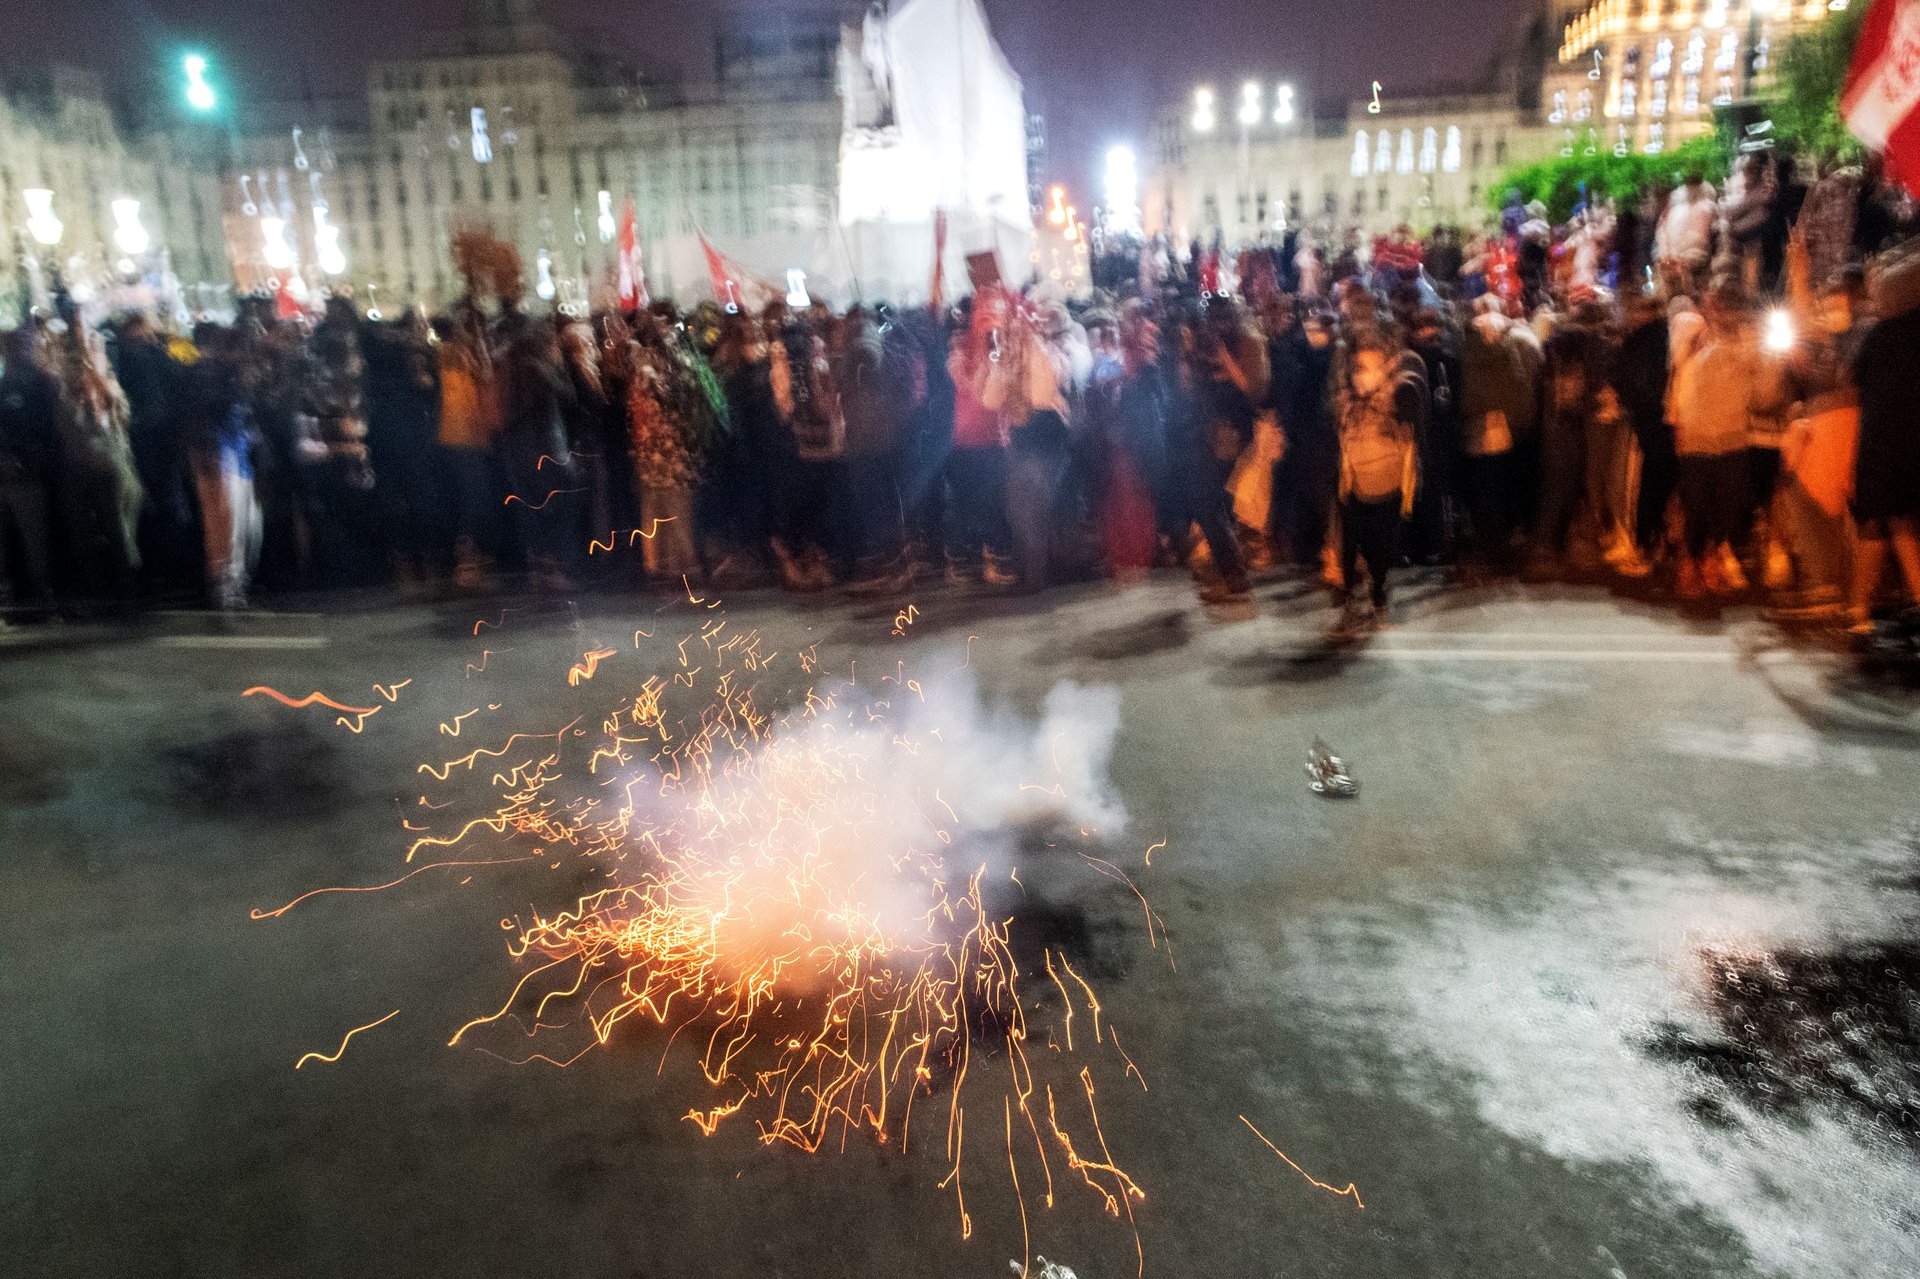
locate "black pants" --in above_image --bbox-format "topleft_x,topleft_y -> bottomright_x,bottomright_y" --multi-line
1463,452 -> 1518,568
1632,418 -> 1678,554
1535,414 -> 1585,555
1341,493 -> 1403,607
1677,452 -> 1748,559
1187,453 -> 1247,589
943,446 -> 1009,567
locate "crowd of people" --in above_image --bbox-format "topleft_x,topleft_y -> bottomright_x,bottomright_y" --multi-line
2,155 -> 1918,644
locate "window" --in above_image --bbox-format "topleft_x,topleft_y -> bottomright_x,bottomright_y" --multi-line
1323,191 -> 1339,216
1470,133 -> 1484,170
396,179 -> 408,209
1716,32 -> 1739,72
1442,126 -> 1462,172
508,172 -> 521,201
1376,185 -> 1389,213
1351,132 -> 1370,177
1373,129 -> 1391,174
1494,136 -> 1508,166
1396,129 -> 1415,174
480,173 -> 492,201
1419,127 -> 1438,173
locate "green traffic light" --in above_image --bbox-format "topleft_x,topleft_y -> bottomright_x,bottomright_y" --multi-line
183,53 -> 217,113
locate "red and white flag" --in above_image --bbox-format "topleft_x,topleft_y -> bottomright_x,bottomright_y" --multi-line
699,233 -> 745,312
929,208 -> 949,311
1843,0 -> 1920,194
616,197 -> 649,311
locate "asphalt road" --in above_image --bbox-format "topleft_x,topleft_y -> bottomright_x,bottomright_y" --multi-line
4,574 -> 1918,1279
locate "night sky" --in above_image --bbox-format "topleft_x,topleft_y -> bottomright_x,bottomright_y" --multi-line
4,0 -> 1533,190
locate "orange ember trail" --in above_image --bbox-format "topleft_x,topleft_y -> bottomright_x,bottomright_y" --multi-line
242,686 -> 380,717
294,1009 -> 400,1069
250,856 -> 540,919
567,649 -> 619,686
256,591 -> 1159,1258
1239,1114 -> 1366,1209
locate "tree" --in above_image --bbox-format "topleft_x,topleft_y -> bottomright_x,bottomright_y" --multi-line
1488,135 -> 1728,223
1770,1 -> 1868,165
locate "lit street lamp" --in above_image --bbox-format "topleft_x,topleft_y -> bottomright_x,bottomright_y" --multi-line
182,53 -> 218,114
23,189 -> 64,247
1192,87 -> 1217,133
1238,82 -> 1262,127
1273,83 -> 1296,126
111,198 -> 150,257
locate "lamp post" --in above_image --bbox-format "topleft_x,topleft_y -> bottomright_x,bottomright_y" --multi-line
21,189 -> 64,314
182,53 -> 218,115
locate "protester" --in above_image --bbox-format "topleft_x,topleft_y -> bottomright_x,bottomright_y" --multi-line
3,154 -> 1915,660
1334,330 -> 1420,626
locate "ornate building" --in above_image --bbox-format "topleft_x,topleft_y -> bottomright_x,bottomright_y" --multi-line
229,0 -> 846,311
0,67 -> 230,320
1145,88 -> 1547,243
1542,0 -> 1848,157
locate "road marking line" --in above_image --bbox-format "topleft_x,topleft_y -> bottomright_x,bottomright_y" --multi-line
153,636 -> 331,650
1374,631 -> 1734,644
1361,648 -> 1737,663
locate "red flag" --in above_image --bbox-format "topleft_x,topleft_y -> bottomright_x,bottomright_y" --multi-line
699,233 -> 744,312
930,209 -> 949,310
617,197 -> 649,311
1843,0 -> 1920,195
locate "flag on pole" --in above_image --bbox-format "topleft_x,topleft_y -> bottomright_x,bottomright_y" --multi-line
929,209 -> 949,310
1843,0 -> 1920,195
616,197 -> 648,311
699,233 -> 745,312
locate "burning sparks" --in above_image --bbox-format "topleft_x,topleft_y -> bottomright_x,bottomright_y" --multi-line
247,581 -> 1211,1269
294,1009 -> 400,1069
1238,1114 -> 1365,1209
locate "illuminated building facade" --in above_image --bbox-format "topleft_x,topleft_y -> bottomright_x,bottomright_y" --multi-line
0,67 -> 230,319
230,0 -> 845,310
1543,0 -> 1848,156
1145,88 -> 1552,242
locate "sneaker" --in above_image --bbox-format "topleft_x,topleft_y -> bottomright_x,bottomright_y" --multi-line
1716,547 -> 1749,594
981,559 -> 1020,589
1762,544 -> 1794,591
1199,580 -> 1252,605
1612,547 -> 1653,578
1676,556 -> 1706,601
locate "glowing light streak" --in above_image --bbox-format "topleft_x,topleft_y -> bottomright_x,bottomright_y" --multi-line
294,1009 -> 399,1069
567,649 -> 619,687
242,686 -> 380,717
251,857 -> 537,919
1239,1114 -> 1366,1209
503,488 -> 585,511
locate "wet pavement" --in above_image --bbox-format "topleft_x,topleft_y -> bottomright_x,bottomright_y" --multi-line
3,573 -> 1918,1278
